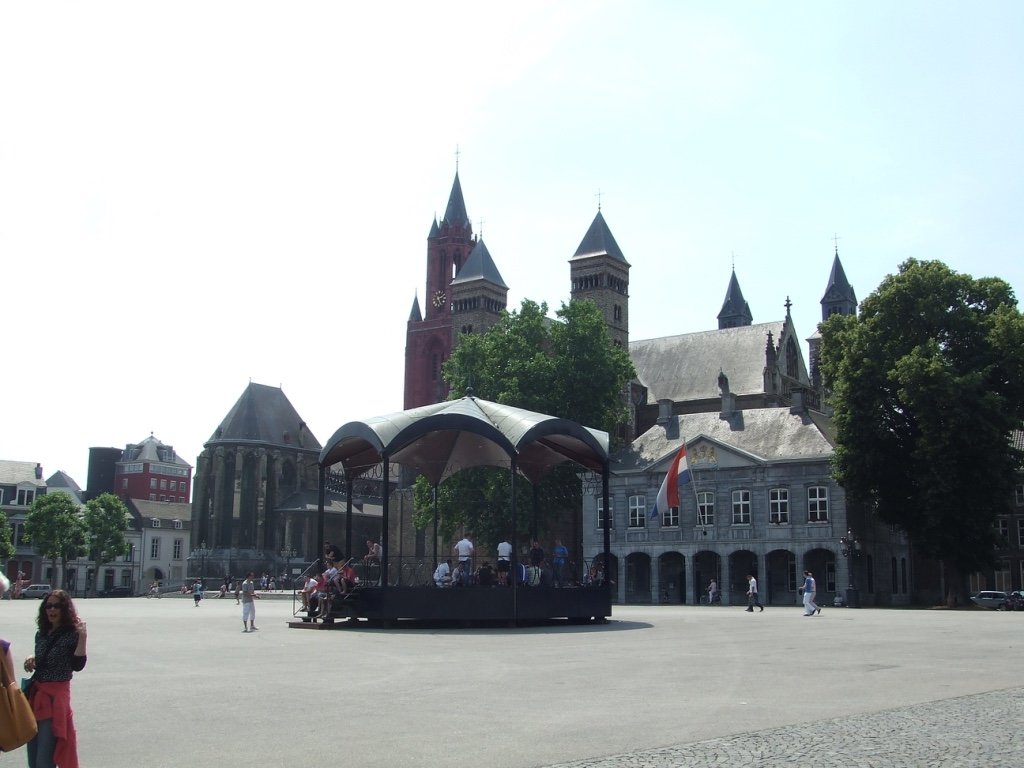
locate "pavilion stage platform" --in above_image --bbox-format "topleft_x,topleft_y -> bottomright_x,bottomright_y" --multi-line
288,585 -> 612,629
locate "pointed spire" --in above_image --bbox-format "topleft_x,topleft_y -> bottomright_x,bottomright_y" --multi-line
442,172 -> 470,228
451,238 -> 507,289
409,294 -> 422,322
428,216 -> 439,239
717,270 -> 753,328
821,251 -> 857,319
572,210 -> 628,264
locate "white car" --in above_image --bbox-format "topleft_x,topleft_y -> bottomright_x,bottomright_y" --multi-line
20,584 -> 53,599
970,590 -> 1008,610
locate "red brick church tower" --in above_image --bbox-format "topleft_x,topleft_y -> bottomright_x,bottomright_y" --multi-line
403,172 -> 476,408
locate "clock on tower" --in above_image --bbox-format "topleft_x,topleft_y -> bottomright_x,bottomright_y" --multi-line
432,290 -> 446,309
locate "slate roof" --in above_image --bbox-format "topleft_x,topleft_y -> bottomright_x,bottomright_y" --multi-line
451,239 -> 507,289
630,321 -> 787,403
442,173 -> 469,228
571,211 -> 628,265
45,471 -> 82,494
122,434 -> 191,469
822,252 -> 857,306
207,383 -> 322,451
717,270 -> 753,325
127,498 -> 193,523
408,294 -> 422,322
0,460 -> 46,488
615,409 -> 834,474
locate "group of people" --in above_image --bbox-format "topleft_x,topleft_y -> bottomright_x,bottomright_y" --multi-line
434,535 -> 574,588
299,555 -> 359,620
0,571 -> 87,767
701,570 -> 820,615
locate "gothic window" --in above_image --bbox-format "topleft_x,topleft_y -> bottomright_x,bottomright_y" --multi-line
786,337 -> 798,378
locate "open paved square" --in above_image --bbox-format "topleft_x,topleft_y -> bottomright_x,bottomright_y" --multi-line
2,596 -> 1022,767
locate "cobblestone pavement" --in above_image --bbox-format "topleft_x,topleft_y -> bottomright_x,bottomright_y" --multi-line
543,687 -> 1024,768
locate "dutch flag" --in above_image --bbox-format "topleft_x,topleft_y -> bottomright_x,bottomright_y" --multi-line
650,443 -> 691,520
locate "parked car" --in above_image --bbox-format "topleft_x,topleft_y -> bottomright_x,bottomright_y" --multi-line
20,584 -> 53,599
99,586 -> 134,598
970,590 -> 1009,610
1006,591 -> 1024,611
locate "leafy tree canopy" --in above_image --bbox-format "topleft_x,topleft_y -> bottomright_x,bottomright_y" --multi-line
820,258 -> 1024,577
414,299 -> 635,552
0,510 -> 15,565
85,492 -> 131,566
24,492 -> 87,560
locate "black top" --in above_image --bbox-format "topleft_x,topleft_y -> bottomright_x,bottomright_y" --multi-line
33,628 -> 86,682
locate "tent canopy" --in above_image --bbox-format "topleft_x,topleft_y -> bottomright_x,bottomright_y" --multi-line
319,394 -> 609,485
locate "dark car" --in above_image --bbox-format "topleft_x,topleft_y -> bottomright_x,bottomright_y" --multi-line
1006,591 -> 1024,611
99,586 -> 134,598
970,590 -> 1009,610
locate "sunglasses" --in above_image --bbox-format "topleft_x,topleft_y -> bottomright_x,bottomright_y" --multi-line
45,603 -> 63,609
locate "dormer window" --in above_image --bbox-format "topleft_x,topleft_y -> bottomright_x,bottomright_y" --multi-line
151,518 -> 161,528
173,520 -> 183,530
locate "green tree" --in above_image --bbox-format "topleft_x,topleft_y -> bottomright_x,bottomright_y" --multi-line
415,298 -> 635,554
820,259 -> 1024,603
0,510 -> 15,566
24,492 -> 89,589
84,493 -> 131,596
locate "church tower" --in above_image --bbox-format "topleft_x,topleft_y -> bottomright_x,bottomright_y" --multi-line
717,269 -> 753,328
820,248 -> 858,319
404,172 -> 476,409
450,238 -> 508,338
808,247 -> 857,395
569,210 -> 630,348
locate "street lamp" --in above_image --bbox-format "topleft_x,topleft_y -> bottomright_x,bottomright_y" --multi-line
190,541 -> 209,585
839,529 -> 861,608
280,547 -> 296,597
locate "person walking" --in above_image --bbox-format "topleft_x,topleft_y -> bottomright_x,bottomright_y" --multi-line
745,574 -> 763,612
240,572 -> 261,632
191,579 -> 203,606
23,589 -> 88,768
801,570 -> 821,616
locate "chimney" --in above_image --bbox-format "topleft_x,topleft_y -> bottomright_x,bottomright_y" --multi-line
720,392 -> 736,420
656,399 -> 672,426
35,463 -> 43,480
790,387 -> 805,415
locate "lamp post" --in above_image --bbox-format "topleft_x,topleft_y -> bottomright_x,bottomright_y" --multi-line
280,547 -> 296,597
190,541 -> 209,586
839,529 -> 861,608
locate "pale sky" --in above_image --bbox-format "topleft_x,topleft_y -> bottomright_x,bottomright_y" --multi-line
2,2 -> 1022,489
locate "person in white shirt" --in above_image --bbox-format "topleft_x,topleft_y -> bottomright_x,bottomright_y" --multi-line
496,539 -> 512,586
433,559 -> 452,587
745,574 -> 763,612
801,570 -> 820,616
453,536 -> 474,586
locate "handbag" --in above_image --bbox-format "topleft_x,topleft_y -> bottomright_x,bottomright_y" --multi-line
0,658 -> 38,751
